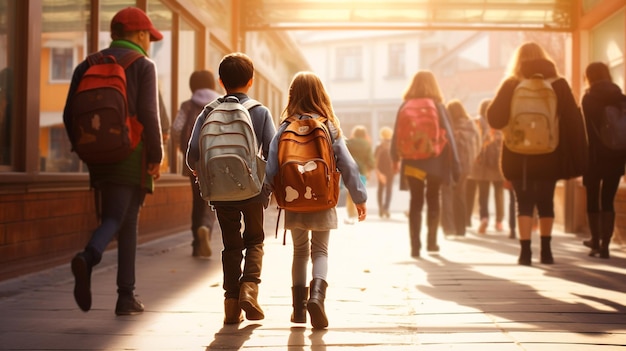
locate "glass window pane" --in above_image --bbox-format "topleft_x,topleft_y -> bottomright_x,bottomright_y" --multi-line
0,0 -> 16,168
590,10 -> 625,91
40,0 -> 90,172
175,19 -> 197,173
147,0 -> 173,174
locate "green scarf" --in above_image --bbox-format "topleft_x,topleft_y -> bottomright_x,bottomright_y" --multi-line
110,39 -> 148,56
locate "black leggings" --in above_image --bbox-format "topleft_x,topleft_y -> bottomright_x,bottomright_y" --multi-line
585,172 -> 621,213
511,179 -> 556,218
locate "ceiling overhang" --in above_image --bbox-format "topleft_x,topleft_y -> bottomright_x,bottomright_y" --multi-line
241,0 -> 575,32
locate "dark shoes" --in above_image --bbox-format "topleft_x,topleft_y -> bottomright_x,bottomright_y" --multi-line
71,252 -> 92,312
307,278 -> 328,329
540,236 -> 554,264
291,286 -> 308,323
518,240 -> 532,266
115,294 -> 145,316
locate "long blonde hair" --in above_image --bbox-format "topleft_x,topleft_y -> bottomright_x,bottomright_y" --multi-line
281,71 -> 342,137
506,42 -> 556,79
402,70 -> 444,103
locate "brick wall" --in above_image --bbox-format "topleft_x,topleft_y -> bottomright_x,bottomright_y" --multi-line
0,183 -> 191,281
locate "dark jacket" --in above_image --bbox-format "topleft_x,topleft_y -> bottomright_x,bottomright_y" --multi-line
63,45 -> 163,192
375,139 -> 394,178
390,100 -> 460,187
487,58 -> 587,181
581,80 -> 626,182
186,92 -> 276,205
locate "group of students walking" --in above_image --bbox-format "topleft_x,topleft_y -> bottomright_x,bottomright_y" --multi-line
63,7 -> 624,331
393,41 -> 624,268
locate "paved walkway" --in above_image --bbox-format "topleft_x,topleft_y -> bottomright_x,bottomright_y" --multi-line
1,187 -> 625,350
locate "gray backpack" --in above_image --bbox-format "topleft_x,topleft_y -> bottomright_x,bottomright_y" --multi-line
197,96 -> 265,201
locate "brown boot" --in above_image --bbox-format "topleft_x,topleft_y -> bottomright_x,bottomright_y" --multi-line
239,282 -> 264,320
307,278 -> 328,329
224,298 -> 243,324
291,286 -> 308,323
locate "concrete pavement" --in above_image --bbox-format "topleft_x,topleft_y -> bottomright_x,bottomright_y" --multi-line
1,187 -> 625,350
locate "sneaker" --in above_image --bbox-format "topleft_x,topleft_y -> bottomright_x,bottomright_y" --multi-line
195,226 -> 212,258
495,222 -> 503,232
71,252 -> 92,312
115,295 -> 145,316
478,218 -> 488,234
427,244 -> 440,252
343,217 -> 356,225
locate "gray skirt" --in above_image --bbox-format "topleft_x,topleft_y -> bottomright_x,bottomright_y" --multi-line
284,207 -> 338,231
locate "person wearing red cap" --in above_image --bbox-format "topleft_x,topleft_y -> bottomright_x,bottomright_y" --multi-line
63,7 -> 164,316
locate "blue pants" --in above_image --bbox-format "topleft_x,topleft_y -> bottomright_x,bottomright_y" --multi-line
88,183 -> 145,296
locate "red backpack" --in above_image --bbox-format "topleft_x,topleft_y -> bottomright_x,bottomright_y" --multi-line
394,98 -> 447,159
67,51 -> 144,164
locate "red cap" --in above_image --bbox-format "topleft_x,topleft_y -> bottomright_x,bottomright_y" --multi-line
111,7 -> 163,42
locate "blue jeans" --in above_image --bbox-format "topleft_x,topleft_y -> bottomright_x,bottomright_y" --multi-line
88,183 -> 145,295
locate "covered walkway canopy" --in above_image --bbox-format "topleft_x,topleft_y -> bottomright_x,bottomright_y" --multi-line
240,0 -> 574,31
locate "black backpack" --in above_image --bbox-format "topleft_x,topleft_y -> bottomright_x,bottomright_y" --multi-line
593,100 -> 626,150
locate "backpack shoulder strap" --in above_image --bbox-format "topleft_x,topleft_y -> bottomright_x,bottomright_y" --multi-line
86,52 -> 105,66
207,98 -> 222,110
117,51 -> 145,69
242,98 -> 261,110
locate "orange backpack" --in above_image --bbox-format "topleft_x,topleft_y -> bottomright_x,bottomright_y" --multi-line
273,115 -> 340,213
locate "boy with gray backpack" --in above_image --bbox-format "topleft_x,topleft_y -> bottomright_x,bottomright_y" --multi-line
186,53 -> 276,324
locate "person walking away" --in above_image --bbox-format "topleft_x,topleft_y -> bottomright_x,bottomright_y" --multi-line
345,125 -> 375,224
390,70 -> 460,258
375,126 -> 395,218
487,42 -> 587,265
64,6 -> 164,315
467,99 -> 506,235
172,70 -> 220,258
581,62 -> 626,259
186,53 -> 276,324
265,71 -> 367,329
443,99 -> 480,236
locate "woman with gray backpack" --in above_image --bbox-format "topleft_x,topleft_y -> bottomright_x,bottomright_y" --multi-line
580,62 -> 626,259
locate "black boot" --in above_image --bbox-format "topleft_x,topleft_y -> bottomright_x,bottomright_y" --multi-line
71,246 -> 100,312
408,211 -> 421,258
518,240 -> 531,265
291,286 -> 308,323
584,212 -> 601,257
410,233 -> 421,258
307,278 -> 328,329
426,212 -> 440,252
600,212 -> 615,259
540,236 -> 554,264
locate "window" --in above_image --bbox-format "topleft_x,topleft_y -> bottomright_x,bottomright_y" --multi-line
39,0 -> 90,172
335,46 -> 362,81
50,47 -> 74,81
590,10 -> 625,91
0,0 -> 15,168
387,43 -> 405,78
